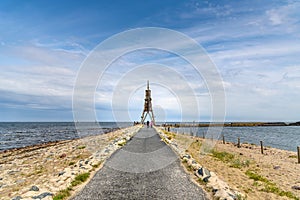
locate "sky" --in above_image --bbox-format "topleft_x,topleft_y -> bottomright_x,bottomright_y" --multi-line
0,0 -> 300,122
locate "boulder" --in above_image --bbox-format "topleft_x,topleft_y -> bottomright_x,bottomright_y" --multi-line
196,167 -> 211,182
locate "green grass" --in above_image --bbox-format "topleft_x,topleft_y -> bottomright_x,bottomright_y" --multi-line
245,170 -> 299,200
53,188 -> 72,200
236,193 -> 247,200
53,172 -> 91,199
182,159 -> 188,163
77,145 -> 86,149
211,150 -> 235,162
245,170 -> 271,184
230,159 -> 250,169
71,172 -> 90,187
288,155 -> 297,158
262,185 -> 299,200
197,178 -> 208,185
92,161 -> 102,168
69,161 -> 76,166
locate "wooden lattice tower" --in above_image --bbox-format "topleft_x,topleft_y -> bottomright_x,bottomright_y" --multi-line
141,81 -> 155,125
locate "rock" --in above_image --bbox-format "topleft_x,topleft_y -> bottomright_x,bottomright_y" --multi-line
292,185 -> 300,190
59,153 -> 66,158
196,167 -> 211,182
8,170 -> 19,175
273,165 -> 280,170
16,179 -> 25,184
32,192 -> 53,199
212,188 -> 218,194
58,171 -> 65,176
30,185 -> 39,191
182,154 -> 191,159
0,177 -> 2,180
85,160 -> 89,165
12,196 -> 22,200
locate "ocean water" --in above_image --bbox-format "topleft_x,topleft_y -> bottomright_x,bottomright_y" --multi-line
1,122 -> 299,152
0,122 -> 131,151
170,126 -> 300,152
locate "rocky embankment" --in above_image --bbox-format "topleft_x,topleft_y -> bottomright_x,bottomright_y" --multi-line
0,125 -> 142,200
155,127 -> 244,200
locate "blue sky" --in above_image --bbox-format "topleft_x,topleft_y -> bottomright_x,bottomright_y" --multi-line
0,0 -> 300,122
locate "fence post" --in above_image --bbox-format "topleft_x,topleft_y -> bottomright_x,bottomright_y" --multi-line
222,135 -> 225,144
260,141 -> 264,154
203,132 -> 205,139
297,146 -> 300,164
237,137 -> 240,148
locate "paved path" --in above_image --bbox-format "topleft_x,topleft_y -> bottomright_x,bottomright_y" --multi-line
72,127 -> 207,199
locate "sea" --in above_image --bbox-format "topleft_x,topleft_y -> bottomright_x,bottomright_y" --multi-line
0,122 -> 299,152
0,122 -> 131,151
168,126 -> 300,152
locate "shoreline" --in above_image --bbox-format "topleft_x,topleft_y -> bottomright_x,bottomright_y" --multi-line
161,121 -> 300,127
0,127 -> 122,153
0,125 -> 142,200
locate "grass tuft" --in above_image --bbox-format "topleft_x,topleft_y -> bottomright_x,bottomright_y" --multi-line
53,172 -> 91,200
69,161 -> 76,166
211,150 -> 235,162
245,170 -> 271,184
71,172 -> 90,187
53,187 -> 72,200
245,170 -> 299,200
230,159 -> 250,169
77,145 -> 86,149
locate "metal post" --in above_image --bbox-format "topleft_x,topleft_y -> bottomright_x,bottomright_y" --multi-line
260,141 -> 264,154
237,137 -> 240,148
202,132 -> 205,139
297,146 -> 300,164
222,135 -> 225,144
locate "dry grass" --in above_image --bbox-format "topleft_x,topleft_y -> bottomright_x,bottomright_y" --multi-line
168,131 -> 300,200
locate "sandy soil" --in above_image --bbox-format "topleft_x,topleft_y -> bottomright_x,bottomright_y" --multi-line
169,131 -> 300,200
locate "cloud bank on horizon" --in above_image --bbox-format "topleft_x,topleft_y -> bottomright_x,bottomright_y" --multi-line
0,0 -> 299,122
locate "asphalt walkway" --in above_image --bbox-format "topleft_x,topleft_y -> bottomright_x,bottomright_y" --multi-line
71,127 -> 207,199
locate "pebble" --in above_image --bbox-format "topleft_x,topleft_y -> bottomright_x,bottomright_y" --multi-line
8,170 -> 19,175
30,185 -> 39,191
273,166 -> 280,170
58,171 -> 65,176
12,196 -> 22,200
59,153 -> 66,158
292,185 -> 300,190
16,179 -> 25,184
32,192 -> 53,199
212,188 -> 218,194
